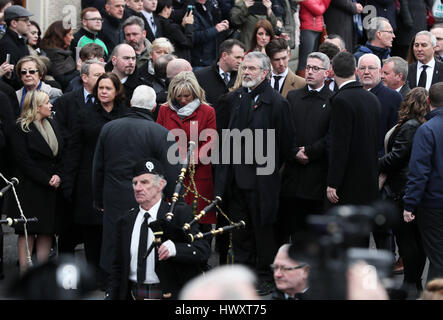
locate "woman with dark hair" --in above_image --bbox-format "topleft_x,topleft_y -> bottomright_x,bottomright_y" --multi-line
27,20 -> 43,56
40,20 -> 78,90
61,72 -> 128,289
155,0 -> 194,62
248,19 -> 274,54
379,87 -> 430,299
7,90 -> 64,274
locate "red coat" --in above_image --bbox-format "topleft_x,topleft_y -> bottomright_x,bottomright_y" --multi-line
299,0 -> 331,31
156,102 -> 217,224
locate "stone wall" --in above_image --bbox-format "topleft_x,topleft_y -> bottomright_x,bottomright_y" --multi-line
26,0 -> 81,33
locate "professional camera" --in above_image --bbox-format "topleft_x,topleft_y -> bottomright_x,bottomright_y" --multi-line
290,200 -> 401,299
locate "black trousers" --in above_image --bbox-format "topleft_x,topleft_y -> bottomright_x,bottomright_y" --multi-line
417,207 -> 443,282
297,30 -> 321,71
276,196 -> 324,247
392,203 -> 426,288
228,183 -> 277,283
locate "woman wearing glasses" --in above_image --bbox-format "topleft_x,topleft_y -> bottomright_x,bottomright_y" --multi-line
15,56 -> 62,110
40,20 -> 78,91
6,90 -> 64,274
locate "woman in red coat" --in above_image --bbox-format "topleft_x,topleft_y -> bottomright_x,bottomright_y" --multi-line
157,71 -> 217,229
297,0 -> 331,77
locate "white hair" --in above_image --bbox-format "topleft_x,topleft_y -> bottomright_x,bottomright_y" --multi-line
130,85 -> 156,111
358,53 -> 381,69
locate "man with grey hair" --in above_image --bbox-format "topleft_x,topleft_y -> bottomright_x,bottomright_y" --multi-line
123,15 -> 152,68
180,265 -> 259,300
382,56 -> 410,98
278,52 -> 333,245
407,30 -> 443,91
107,157 -> 210,300
93,84 -> 182,282
354,17 -> 395,64
214,51 -> 295,296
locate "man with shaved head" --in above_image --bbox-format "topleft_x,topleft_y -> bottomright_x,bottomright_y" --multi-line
166,58 -> 192,80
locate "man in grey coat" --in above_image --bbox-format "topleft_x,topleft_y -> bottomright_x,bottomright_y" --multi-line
92,85 -> 180,281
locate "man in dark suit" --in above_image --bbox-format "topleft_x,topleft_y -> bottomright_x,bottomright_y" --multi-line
108,158 -> 211,300
214,51 -> 295,296
326,52 -> 381,246
53,60 -> 105,144
265,38 -> 305,98
382,56 -> 410,99
99,0 -> 125,54
407,31 -> 443,91
271,243 -> 311,300
278,52 -> 332,246
141,0 -> 164,42
195,39 -> 245,130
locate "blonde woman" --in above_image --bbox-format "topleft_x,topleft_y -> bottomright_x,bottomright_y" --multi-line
156,71 -> 217,230
6,90 -> 64,274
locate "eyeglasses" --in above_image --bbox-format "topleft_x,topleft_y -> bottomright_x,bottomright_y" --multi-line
270,264 -> 307,272
358,66 -> 379,71
241,65 -> 262,72
380,30 -> 394,35
20,69 -> 39,75
305,65 -> 326,73
84,18 -> 104,22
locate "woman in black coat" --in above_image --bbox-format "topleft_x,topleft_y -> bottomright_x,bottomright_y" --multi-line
156,0 -> 194,62
7,90 -> 64,274
61,72 -> 128,285
379,87 -> 429,298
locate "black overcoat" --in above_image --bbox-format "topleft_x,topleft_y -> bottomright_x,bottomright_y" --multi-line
327,81 -> 380,205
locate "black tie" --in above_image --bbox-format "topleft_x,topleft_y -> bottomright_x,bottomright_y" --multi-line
137,211 -> 151,285
273,76 -> 282,92
222,72 -> 229,85
86,94 -> 94,107
150,16 -> 157,36
418,65 -> 428,88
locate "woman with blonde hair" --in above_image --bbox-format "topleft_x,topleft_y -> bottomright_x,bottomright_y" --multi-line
7,90 -> 64,274
379,87 -> 430,299
156,71 -> 216,237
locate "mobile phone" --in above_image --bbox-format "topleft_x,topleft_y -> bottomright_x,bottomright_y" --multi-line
5,53 -> 10,64
186,5 -> 194,14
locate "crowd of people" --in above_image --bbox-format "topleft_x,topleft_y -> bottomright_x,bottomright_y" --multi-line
0,0 -> 443,301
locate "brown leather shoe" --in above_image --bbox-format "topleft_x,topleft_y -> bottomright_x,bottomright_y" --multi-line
393,257 -> 404,274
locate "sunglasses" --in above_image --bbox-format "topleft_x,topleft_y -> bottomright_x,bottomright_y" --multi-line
20,69 -> 38,75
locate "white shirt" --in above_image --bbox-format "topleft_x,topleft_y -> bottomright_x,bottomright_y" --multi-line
83,88 -> 94,104
308,84 -> 324,92
271,68 -> 289,92
416,58 -> 435,91
141,10 -> 156,34
121,76 -> 128,84
219,67 -> 230,84
129,199 -> 176,284
338,79 -> 357,90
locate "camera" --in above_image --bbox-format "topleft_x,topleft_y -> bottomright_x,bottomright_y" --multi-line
274,26 -> 282,36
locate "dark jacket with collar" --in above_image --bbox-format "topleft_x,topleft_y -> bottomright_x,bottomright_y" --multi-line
353,42 -> 391,64
6,118 -> 64,234
99,9 -> 124,55
214,80 -> 296,226
61,100 -> 128,225
282,85 -> 333,200
43,47 -> 78,90
157,15 -> 193,62
327,81 -> 381,205
403,108 -> 443,211
92,108 -> 181,273
379,118 -> 421,197
369,80 -> 402,156
407,60 -> 443,90
399,83 -> 410,99
0,28 -> 29,89
109,200 -> 211,300
192,2 -> 223,68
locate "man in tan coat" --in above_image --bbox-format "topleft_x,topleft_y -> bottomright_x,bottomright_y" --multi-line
265,38 -> 305,98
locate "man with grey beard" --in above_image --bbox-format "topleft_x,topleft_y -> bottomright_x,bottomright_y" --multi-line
214,51 -> 295,296
123,16 -> 152,69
